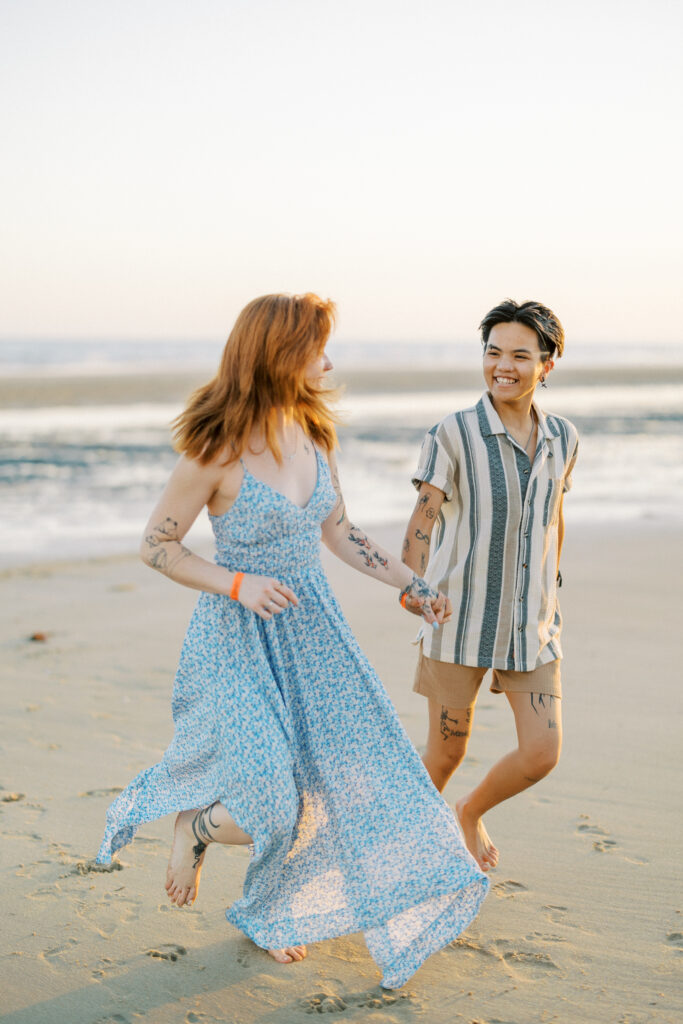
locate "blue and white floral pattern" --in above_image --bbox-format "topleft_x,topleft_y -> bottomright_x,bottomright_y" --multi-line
97,447 -> 488,988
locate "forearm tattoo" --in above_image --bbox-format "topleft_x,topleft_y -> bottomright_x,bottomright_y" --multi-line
413,523 -> 430,575
347,525 -> 389,570
189,802 -> 220,867
144,517 -> 192,576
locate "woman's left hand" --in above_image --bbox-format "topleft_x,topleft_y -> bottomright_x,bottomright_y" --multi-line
399,575 -> 452,627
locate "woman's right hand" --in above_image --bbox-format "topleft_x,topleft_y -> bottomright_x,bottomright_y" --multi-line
236,574 -> 299,620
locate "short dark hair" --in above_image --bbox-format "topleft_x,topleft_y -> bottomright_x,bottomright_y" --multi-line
479,299 -> 564,359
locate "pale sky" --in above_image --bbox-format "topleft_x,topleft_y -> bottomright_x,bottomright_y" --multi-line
1,0 -> 681,343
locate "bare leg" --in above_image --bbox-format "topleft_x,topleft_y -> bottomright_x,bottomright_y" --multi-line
166,802 -> 307,963
456,692 -> 562,871
420,699 -> 500,869
422,697 -> 474,792
166,802 -> 251,907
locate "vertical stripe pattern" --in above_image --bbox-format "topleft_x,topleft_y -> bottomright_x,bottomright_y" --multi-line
411,393 -> 579,671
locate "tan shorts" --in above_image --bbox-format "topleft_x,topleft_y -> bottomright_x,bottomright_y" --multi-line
413,644 -> 561,708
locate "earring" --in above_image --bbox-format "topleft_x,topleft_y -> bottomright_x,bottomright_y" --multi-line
539,375 -> 548,388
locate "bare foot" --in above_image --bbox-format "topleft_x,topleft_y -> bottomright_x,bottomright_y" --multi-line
165,810 -> 208,907
267,945 -> 307,963
455,797 -> 499,872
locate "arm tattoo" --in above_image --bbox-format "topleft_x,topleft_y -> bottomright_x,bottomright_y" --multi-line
415,528 -> 430,545
145,518 -> 192,577
348,525 -> 389,570
146,517 -> 178,541
418,492 -> 436,520
402,537 -> 410,555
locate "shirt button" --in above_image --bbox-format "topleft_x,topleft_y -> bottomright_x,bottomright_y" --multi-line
518,625 -> 523,631
522,562 -> 528,568
523,468 -> 529,474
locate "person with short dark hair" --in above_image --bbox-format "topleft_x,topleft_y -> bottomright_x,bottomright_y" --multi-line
402,299 -> 578,872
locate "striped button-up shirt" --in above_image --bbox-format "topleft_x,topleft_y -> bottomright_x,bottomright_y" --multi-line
412,392 -> 579,671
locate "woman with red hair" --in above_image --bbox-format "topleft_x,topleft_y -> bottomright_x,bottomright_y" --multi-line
96,293 -> 487,988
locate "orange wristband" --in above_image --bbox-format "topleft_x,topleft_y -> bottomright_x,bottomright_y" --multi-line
400,593 -> 408,609
230,572 -> 245,601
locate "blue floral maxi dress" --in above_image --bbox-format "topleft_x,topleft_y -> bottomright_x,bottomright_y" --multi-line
97,448 -> 489,988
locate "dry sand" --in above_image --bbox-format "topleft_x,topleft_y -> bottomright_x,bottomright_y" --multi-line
1,522 -> 681,1023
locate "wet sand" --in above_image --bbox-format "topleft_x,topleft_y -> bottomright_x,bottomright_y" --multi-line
1,521 -> 681,1023
2,363 -> 682,408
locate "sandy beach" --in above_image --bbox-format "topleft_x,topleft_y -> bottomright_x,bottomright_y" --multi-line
3,364 -> 683,409
1,520 -> 681,1023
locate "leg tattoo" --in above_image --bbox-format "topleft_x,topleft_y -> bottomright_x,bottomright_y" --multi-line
190,803 -> 220,867
440,707 -> 470,740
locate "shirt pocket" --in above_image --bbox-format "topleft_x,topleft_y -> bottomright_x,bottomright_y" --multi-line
542,478 -> 564,526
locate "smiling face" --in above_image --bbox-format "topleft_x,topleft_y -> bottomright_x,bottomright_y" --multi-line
483,321 -> 554,405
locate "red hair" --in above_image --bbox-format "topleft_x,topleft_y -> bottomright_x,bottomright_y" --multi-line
173,293 -> 339,464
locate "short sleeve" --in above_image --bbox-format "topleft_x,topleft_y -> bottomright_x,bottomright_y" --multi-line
563,437 -> 579,493
412,425 -> 455,501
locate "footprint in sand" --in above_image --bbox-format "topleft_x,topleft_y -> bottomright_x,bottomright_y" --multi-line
450,935 -> 501,960
91,956 -> 115,980
74,859 -> 124,874
502,949 -> 558,970
576,816 -> 618,853
300,988 -> 411,1014
468,1019 -> 522,1024
666,932 -> 683,950
526,930 -> 567,944
78,787 -> 123,798
1,792 -> 25,802
236,946 -> 254,969
543,904 -> 568,925
492,880 -> 529,899
39,938 -> 78,964
145,944 -> 187,962
592,837 -> 618,853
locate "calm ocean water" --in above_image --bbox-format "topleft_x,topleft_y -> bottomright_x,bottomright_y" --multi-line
1,340 -> 682,566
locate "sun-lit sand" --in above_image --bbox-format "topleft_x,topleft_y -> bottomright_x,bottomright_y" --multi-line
1,520 -> 681,1023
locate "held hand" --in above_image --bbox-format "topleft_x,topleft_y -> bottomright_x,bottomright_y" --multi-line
237,575 -> 299,620
432,591 -> 452,625
399,575 -> 452,628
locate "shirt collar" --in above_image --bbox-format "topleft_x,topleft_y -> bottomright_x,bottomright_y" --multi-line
477,391 -> 560,440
